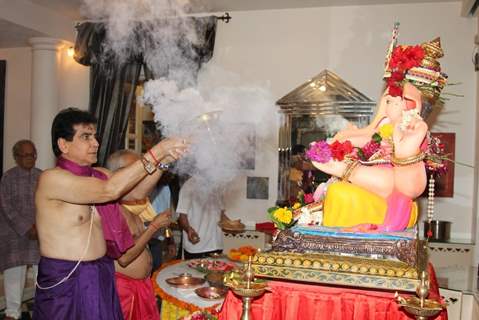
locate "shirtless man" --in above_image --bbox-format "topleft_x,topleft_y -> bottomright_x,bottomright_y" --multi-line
106,150 -> 170,320
32,108 -> 188,320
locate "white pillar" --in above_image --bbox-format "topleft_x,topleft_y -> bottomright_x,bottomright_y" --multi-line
29,37 -> 62,170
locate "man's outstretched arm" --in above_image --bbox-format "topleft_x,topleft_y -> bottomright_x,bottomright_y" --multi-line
39,138 -> 188,205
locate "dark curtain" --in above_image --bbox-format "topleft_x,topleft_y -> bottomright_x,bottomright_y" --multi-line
74,17 -> 217,165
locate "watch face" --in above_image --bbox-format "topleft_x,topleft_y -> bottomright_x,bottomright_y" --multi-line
142,157 -> 156,174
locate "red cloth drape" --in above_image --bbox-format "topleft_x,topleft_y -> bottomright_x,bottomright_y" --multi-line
219,264 -> 447,320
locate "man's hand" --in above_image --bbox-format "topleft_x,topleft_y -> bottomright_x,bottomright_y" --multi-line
27,225 -> 37,240
151,209 -> 172,230
186,227 -> 200,244
152,137 -> 189,164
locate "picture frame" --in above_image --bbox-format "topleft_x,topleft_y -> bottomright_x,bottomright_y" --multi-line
246,176 -> 269,199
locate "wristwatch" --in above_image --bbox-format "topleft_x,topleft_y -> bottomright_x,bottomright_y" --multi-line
141,156 -> 157,175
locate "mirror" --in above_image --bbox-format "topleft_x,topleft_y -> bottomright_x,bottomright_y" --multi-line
276,70 -> 376,204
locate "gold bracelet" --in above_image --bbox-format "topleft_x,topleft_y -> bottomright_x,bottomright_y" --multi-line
391,152 -> 426,166
341,160 -> 360,182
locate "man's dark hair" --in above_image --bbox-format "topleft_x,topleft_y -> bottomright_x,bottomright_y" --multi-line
51,107 -> 97,157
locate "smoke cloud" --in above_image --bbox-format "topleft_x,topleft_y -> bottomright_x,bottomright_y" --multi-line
81,0 -> 276,193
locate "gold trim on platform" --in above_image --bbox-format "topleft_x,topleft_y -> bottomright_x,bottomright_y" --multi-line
252,252 -> 420,292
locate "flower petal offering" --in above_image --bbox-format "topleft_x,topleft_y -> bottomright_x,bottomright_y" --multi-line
227,246 -> 257,262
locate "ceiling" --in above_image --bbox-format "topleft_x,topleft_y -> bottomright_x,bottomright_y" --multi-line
0,0 -> 461,48
30,0 -> 83,20
0,20 -> 46,48
30,0 -> 458,18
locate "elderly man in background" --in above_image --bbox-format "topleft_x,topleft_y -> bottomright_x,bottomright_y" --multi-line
107,149 -> 172,320
0,140 -> 41,320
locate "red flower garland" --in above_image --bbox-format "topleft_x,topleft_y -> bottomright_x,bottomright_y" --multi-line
387,45 -> 425,97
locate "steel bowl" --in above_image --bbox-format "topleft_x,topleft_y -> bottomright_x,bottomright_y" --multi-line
165,274 -> 206,289
195,286 -> 228,300
423,220 -> 451,242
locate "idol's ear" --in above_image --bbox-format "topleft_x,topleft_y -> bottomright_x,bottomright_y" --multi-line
402,82 -> 423,114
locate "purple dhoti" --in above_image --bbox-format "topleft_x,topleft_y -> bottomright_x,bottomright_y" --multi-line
33,256 -> 123,320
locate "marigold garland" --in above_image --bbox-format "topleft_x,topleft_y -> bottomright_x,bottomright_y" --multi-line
151,260 -> 221,315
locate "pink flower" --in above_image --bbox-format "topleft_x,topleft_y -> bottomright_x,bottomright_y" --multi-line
361,141 -> 381,160
303,193 -> 314,204
305,141 -> 332,163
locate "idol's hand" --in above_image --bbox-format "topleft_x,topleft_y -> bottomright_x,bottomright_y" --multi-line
312,160 -> 347,178
393,119 -> 428,159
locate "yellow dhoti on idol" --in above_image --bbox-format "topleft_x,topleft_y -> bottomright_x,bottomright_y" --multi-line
322,181 -> 417,230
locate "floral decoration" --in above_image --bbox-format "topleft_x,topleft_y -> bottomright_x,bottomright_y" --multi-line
305,129 -> 390,164
267,206 -> 294,230
330,140 -> 354,161
305,140 -> 331,163
305,140 -> 355,163
386,45 -> 425,97
267,190 -> 315,230
423,133 -> 448,175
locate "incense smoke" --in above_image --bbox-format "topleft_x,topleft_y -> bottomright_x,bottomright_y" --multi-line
81,0 -> 276,192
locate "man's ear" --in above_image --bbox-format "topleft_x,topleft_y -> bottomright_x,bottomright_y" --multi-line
57,138 -> 69,154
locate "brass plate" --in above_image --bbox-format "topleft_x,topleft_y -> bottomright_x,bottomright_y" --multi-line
195,286 -> 228,300
165,275 -> 206,288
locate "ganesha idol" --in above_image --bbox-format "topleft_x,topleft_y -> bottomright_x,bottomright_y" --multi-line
307,36 -> 447,232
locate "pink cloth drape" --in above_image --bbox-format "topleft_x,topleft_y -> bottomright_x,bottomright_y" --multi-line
116,272 -> 160,320
219,264 -> 447,320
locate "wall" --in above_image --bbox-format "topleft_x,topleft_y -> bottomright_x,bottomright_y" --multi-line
58,44 -> 90,111
208,2 -> 477,238
0,44 -> 89,172
0,47 -> 32,171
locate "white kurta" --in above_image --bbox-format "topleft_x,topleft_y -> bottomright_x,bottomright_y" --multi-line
176,177 -> 224,254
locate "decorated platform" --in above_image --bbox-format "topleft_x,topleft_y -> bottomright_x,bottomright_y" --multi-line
252,245 -> 427,292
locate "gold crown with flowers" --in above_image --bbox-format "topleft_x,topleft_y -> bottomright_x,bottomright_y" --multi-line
383,23 -> 448,103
